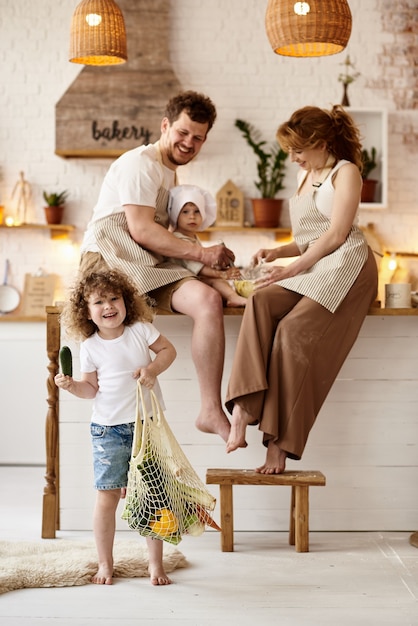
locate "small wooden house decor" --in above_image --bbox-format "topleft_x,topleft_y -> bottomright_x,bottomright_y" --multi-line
215,180 -> 244,227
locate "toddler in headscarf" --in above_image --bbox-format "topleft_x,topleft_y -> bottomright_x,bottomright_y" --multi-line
167,185 -> 247,307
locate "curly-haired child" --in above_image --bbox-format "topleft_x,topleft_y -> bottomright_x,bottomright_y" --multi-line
55,269 -> 176,586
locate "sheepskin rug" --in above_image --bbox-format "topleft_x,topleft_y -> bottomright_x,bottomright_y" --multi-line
0,539 -> 187,594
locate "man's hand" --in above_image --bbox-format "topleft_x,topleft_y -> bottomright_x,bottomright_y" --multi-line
201,243 -> 235,270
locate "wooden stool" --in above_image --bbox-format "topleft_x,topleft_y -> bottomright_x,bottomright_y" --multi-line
206,468 -> 326,552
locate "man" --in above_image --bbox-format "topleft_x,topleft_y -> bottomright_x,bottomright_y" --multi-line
80,91 -> 235,442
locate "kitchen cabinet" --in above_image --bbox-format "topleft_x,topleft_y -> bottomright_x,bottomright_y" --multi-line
348,108 -> 388,209
42,306 -> 418,536
0,321 -> 47,464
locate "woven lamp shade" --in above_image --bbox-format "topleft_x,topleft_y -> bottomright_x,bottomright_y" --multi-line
265,0 -> 352,58
69,0 -> 127,65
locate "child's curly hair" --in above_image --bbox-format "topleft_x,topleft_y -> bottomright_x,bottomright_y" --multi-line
60,269 -> 154,341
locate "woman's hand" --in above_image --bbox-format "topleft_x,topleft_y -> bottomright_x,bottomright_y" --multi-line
254,264 -> 291,290
251,248 -> 278,267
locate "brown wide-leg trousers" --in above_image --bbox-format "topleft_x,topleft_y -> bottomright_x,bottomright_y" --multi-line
225,249 -> 378,460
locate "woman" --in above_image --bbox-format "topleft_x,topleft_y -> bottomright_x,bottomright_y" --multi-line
225,105 -> 378,474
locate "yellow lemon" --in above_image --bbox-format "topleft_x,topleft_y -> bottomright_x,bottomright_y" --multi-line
150,508 -> 179,537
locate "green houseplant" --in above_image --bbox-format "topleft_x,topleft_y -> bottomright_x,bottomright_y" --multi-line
43,190 -> 68,225
235,119 -> 288,227
360,147 -> 378,203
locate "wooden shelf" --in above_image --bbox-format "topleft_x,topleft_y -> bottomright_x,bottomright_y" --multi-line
0,223 -> 75,240
199,226 -> 292,242
0,314 -> 46,322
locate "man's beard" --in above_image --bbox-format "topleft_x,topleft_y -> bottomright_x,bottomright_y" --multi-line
166,143 -> 195,167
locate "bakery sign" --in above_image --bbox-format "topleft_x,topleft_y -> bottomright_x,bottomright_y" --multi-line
55,66 -> 180,158
91,121 -> 152,144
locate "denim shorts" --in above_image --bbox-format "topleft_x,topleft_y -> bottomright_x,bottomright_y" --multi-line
90,422 -> 135,490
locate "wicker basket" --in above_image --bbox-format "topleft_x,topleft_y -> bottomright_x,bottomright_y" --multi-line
69,0 -> 127,65
265,0 -> 352,58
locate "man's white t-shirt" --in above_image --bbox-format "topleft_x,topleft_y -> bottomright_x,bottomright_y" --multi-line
81,142 -> 175,254
79,322 -> 165,426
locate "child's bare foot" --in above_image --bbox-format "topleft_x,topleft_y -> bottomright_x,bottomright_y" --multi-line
91,562 -> 113,585
226,404 -> 254,453
196,408 -> 231,443
256,440 -> 287,474
148,564 -> 172,586
226,293 -> 247,307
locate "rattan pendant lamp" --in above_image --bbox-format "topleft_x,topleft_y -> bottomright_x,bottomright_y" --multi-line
69,0 -> 127,65
265,0 -> 352,58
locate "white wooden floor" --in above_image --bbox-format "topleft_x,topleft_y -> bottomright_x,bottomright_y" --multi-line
1,466 -> 418,626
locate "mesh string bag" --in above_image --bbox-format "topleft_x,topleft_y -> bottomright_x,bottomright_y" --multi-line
122,383 -> 220,545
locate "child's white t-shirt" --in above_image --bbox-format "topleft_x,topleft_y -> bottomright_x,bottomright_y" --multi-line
80,321 -> 165,426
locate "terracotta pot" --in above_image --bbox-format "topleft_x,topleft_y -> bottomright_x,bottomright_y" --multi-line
251,198 -> 283,228
361,179 -> 378,203
44,205 -> 64,225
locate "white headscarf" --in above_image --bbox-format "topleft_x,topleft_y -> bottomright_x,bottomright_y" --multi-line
168,184 -> 217,230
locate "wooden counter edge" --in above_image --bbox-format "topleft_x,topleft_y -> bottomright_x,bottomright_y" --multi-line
46,305 -> 418,317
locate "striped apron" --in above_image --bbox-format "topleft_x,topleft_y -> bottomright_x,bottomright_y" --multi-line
93,156 -> 193,296
276,176 -> 368,313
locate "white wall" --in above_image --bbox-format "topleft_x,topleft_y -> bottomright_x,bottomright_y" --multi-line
0,0 -> 417,299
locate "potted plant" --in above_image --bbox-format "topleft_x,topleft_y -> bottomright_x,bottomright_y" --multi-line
360,147 -> 378,203
43,190 -> 68,225
235,119 -> 288,228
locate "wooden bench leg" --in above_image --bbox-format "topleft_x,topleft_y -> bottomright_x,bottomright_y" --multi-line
294,485 -> 309,552
289,485 -> 296,546
219,484 -> 234,552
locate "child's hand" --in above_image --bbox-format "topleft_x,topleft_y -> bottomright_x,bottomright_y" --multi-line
133,368 -> 156,389
54,373 -> 73,391
223,267 -> 242,280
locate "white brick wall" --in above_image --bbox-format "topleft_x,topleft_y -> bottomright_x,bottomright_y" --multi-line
0,0 -> 417,295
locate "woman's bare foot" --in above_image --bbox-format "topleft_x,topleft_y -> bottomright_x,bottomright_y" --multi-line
91,562 -> 113,585
256,440 -> 287,474
196,408 -> 231,443
148,563 -> 172,586
226,404 -> 255,453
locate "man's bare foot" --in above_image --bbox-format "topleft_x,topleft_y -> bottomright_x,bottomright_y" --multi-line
148,564 -> 172,586
256,440 -> 287,474
196,409 -> 231,443
226,294 -> 247,307
91,563 -> 113,585
226,404 -> 254,453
